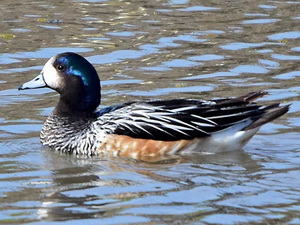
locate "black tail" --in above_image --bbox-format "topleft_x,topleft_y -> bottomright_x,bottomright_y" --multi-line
244,103 -> 290,130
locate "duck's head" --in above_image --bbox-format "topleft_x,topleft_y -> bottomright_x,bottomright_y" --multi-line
19,52 -> 101,115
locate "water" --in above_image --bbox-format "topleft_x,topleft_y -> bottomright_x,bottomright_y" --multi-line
0,0 -> 300,224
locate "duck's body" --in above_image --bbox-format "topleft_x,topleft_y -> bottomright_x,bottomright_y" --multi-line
19,52 -> 289,159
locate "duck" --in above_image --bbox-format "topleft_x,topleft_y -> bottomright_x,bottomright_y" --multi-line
19,52 -> 289,159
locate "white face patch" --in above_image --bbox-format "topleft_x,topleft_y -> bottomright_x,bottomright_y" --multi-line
42,56 -> 63,90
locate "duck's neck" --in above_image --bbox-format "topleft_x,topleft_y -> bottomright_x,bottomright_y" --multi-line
53,99 -> 97,118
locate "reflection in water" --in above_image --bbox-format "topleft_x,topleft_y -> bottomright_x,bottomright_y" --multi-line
10,150 -> 261,223
0,0 -> 300,224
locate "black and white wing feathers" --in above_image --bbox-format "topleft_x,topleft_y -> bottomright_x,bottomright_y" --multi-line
100,101 -> 216,140
98,92 -> 283,141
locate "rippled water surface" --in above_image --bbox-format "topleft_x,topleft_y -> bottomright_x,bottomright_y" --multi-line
1,0 -> 300,224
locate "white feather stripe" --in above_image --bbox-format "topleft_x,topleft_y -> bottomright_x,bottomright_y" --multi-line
149,115 -> 174,123
114,120 -> 138,134
130,111 -> 152,119
115,118 -> 176,136
190,114 -> 218,125
137,111 -> 175,117
206,111 -> 254,119
155,115 -> 212,131
125,116 -> 163,125
158,123 -> 194,131
135,105 -> 162,111
135,122 -> 177,137
191,121 -> 217,127
134,120 -> 196,136
131,112 -> 173,123
123,121 -> 153,136
131,117 -> 197,132
170,106 -> 197,112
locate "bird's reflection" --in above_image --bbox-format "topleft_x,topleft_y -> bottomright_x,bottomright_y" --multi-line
36,147 -> 261,221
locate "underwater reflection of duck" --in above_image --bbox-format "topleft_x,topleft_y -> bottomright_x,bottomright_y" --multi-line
19,52 -> 289,159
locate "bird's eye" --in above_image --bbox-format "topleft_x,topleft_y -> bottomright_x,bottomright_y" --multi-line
56,64 -> 65,71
